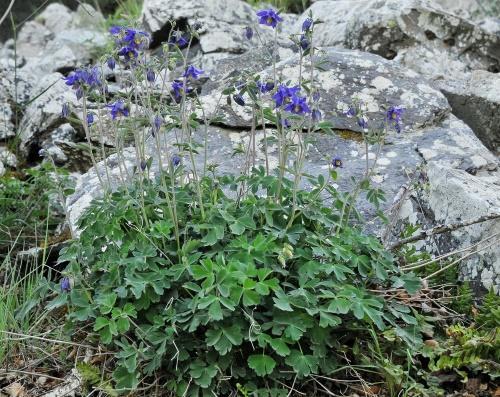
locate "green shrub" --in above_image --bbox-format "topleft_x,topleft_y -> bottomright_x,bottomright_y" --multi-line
0,163 -> 73,260
54,169 -> 422,395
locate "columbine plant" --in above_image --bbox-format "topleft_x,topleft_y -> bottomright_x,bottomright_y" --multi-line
52,7 -> 417,397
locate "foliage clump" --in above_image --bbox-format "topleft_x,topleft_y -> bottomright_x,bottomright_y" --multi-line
56,171 -> 422,395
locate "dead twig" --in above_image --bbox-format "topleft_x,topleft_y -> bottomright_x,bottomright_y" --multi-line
388,213 -> 500,250
0,369 -> 64,382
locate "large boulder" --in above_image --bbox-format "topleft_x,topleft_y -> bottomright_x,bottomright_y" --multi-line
140,0 -> 295,72
201,48 -> 450,130
439,70 -> 500,153
295,0 -> 500,155
15,4 -> 107,78
302,0 -> 500,76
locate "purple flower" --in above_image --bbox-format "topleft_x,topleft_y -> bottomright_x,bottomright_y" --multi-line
117,46 -> 138,61
60,277 -> 71,292
183,65 -> 204,80
312,91 -> 320,102
64,67 -> 101,90
153,115 -> 162,132
299,34 -> 310,50
109,27 -> 149,64
312,109 -> 322,121
109,26 -> 122,35
171,80 -> 192,101
386,105 -> 404,133
172,154 -> 181,167
273,84 -> 300,107
107,100 -> 129,120
61,103 -> 70,118
282,118 -> 292,129
257,80 -> 275,93
331,156 -> 343,168
86,112 -> 95,126
140,159 -> 147,171
357,116 -> 368,130
244,26 -> 254,40
233,93 -> 245,106
302,18 -> 313,32
146,69 -> 155,82
107,57 -> 116,70
75,87 -> 83,100
344,106 -> 357,118
121,27 -> 149,49
256,9 -> 283,28
170,32 -> 189,48
177,35 -> 189,48
284,95 -> 311,115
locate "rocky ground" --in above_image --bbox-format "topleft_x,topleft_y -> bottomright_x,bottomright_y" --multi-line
1,0 -> 499,294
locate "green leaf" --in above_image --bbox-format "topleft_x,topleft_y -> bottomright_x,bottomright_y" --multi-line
242,289 -> 260,306
113,366 -> 139,391
46,293 -> 68,310
319,311 -> 342,328
273,295 -> 293,312
223,325 -> 243,346
327,298 -> 351,314
248,354 -> 276,376
285,350 -> 319,377
189,361 -> 218,388
94,316 -> 109,331
269,339 -> 291,357
208,300 -> 223,321
96,292 -> 117,314
206,328 -> 223,347
116,317 -> 130,333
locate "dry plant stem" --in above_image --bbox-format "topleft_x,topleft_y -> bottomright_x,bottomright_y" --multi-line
287,39 -> 316,230
402,231 -> 500,271
423,235 -> 500,280
1,330 -> 97,350
96,65 -> 112,187
0,369 -> 64,381
0,0 -> 15,27
259,105 -> 270,175
389,212 -> 500,250
82,96 -> 106,192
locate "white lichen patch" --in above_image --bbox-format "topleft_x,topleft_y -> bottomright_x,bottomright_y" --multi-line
317,71 -> 343,91
371,76 -> 393,91
377,157 -> 391,166
352,91 -> 379,112
400,90 -> 420,107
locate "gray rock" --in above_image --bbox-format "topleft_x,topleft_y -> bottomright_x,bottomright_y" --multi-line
40,123 -> 80,165
396,162 -> 500,293
201,48 -> 450,131
432,0 -> 483,20
35,3 -> 74,34
141,0 -> 292,72
301,0 -> 500,78
478,17 -> 500,35
0,160 -> 4,177
427,163 -> 500,293
16,21 -> 54,59
439,70 -> 500,153
0,101 -> 15,140
0,147 -> 18,168
16,4 -> 107,78
18,73 -> 80,155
